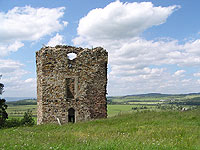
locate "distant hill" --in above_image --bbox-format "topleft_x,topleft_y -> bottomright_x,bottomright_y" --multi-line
7,99 -> 37,105
123,93 -> 171,97
108,92 -> 200,98
4,92 -> 200,105
3,97 -> 36,102
107,92 -> 200,104
120,92 -> 200,98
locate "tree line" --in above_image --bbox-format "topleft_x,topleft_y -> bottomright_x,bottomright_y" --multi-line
0,75 -> 35,128
0,75 -> 8,127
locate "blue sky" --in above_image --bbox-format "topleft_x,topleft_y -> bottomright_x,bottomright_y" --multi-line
1,0 -> 200,97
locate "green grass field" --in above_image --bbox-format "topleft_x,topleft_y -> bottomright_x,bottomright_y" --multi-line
107,105 -> 134,117
6,92 -> 200,118
1,109 -> 200,150
6,103 -> 196,119
7,104 -> 136,118
128,101 -> 162,105
7,105 -> 37,118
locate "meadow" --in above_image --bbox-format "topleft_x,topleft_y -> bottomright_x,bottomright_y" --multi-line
6,105 -> 37,118
7,104 -> 133,118
6,92 -> 200,118
1,95 -> 200,149
0,109 -> 200,150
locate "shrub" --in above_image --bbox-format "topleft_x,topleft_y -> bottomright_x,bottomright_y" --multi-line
4,118 -> 22,128
21,110 -> 35,126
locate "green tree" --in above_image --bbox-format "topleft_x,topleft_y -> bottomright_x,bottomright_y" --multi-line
0,99 -> 8,127
0,76 -> 8,127
0,75 -> 4,95
0,83 -> 3,95
21,110 -> 35,126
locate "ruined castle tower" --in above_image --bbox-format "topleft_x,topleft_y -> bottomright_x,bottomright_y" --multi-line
36,45 -> 108,125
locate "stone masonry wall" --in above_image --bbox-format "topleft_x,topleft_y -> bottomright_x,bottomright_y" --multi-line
36,45 -> 108,125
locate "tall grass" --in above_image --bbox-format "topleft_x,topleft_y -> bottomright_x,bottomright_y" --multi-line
0,109 -> 200,150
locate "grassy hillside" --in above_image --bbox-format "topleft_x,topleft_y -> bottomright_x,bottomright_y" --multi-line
7,99 -> 37,105
0,109 -> 200,150
108,93 -> 200,104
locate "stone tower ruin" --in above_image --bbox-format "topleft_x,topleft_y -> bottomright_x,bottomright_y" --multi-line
36,45 -> 108,125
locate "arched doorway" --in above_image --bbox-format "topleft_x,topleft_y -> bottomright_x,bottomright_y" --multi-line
68,108 -> 75,123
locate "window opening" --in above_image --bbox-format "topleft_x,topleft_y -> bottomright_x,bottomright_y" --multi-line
67,53 -> 77,60
66,78 -> 75,99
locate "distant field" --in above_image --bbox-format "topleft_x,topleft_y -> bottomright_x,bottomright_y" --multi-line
7,104 -> 135,118
6,102 -> 200,119
107,105 -> 134,117
111,97 -> 164,103
7,105 -> 37,118
6,93 -> 200,119
128,101 -> 162,105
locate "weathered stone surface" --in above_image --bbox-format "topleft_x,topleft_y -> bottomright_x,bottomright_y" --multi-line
36,45 -> 108,125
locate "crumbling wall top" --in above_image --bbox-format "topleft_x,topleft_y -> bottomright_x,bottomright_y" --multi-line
36,45 -> 107,56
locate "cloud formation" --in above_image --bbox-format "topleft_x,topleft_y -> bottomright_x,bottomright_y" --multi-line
47,33 -> 64,47
0,6 -> 67,56
0,41 -> 24,57
0,6 -> 66,43
174,70 -> 185,76
73,1 -> 200,95
0,59 -> 36,97
0,6 -> 67,97
73,1 -> 179,45
0,59 -> 25,75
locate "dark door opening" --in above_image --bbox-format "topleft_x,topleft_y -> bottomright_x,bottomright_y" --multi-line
68,108 -> 75,123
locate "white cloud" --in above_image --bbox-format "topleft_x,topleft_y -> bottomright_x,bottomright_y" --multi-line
73,1 -> 179,45
0,6 -> 66,42
24,78 -> 35,83
0,6 -> 67,56
184,39 -> 200,55
72,1 -> 200,95
1,76 -> 36,97
193,72 -> 200,77
174,70 -> 185,76
63,21 -> 68,27
0,59 -> 25,75
47,33 -> 64,47
0,6 -> 67,97
106,38 -> 200,95
0,41 -> 24,57
182,79 -> 191,83
0,59 -> 36,97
